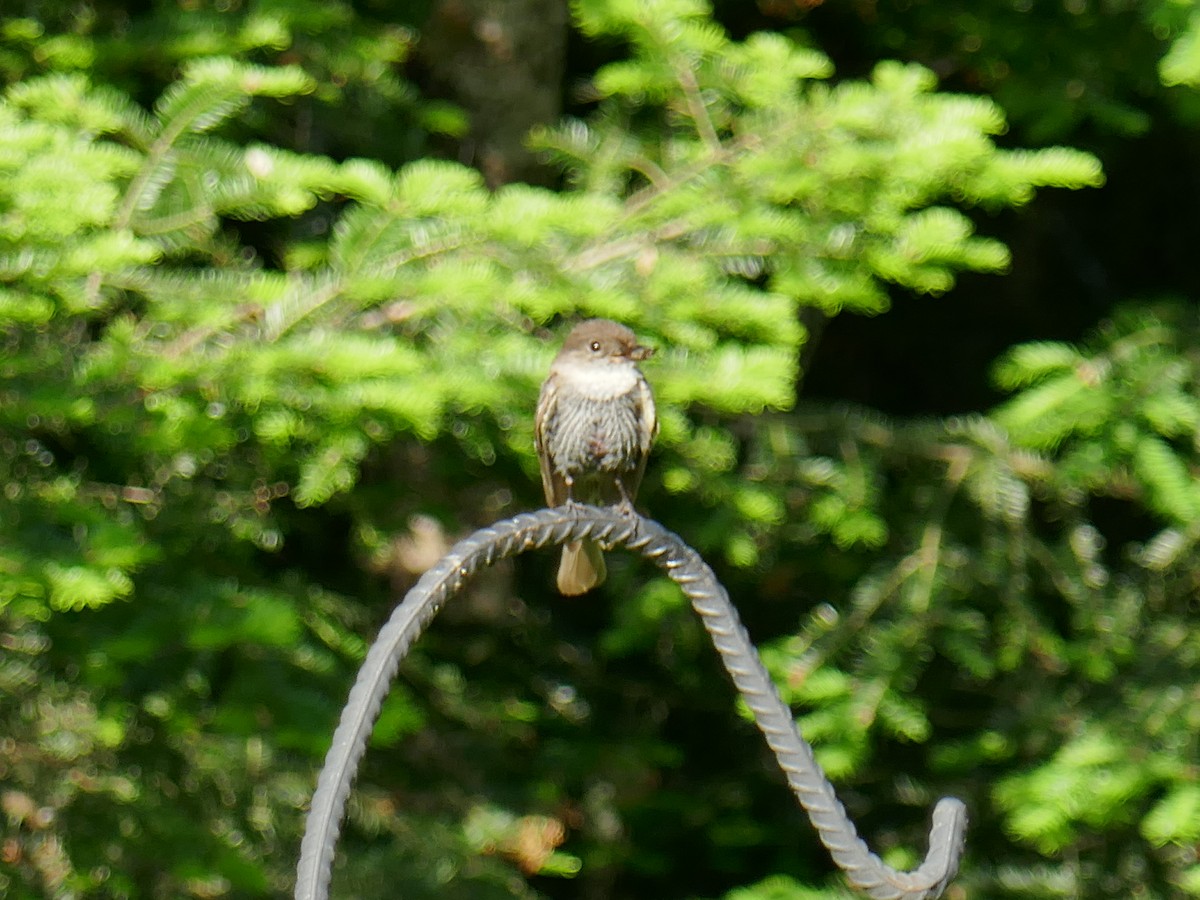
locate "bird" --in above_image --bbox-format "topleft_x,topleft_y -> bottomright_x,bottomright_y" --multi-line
535,318 -> 658,595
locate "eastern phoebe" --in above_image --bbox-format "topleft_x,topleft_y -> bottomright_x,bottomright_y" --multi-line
535,318 -> 658,595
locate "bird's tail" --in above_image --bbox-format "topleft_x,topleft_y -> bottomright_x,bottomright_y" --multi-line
556,539 -> 606,596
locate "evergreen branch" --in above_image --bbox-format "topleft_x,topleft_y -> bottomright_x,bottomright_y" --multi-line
114,125 -> 198,233
566,218 -> 692,272
82,271 -> 103,310
911,449 -> 969,616
145,228 -> 474,360
260,276 -> 345,343
623,134 -> 753,215
371,233 -> 478,279
167,309 -> 262,360
330,205 -> 398,275
134,203 -> 215,238
795,553 -> 921,686
674,60 -> 722,153
1027,535 -> 1094,606
627,155 -> 672,189
854,676 -> 890,732
297,233 -> 476,335
788,433 -> 972,681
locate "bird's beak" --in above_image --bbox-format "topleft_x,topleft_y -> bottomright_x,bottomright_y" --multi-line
630,345 -> 654,361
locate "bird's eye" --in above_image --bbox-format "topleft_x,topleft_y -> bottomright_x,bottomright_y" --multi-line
590,340 -> 602,352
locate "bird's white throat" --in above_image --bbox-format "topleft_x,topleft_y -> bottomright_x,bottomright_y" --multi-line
553,358 -> 641,399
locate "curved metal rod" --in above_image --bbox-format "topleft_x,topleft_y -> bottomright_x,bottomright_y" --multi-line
294,505 -> 967,900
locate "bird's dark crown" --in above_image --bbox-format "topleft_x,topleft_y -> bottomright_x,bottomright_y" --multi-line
559,318 -> 652,361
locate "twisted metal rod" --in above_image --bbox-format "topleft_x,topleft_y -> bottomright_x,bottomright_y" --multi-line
294,505 -> 967,900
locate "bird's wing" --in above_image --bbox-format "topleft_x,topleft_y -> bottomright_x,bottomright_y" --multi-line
535,377 -> 568,506
626,374 -> 658,499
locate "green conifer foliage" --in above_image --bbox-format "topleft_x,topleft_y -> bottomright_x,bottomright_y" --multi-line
742,306 -> 1200,897
11,1 -> 1189,898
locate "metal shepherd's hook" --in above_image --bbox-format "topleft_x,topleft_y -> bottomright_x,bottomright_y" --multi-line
294,505 -> 967,900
